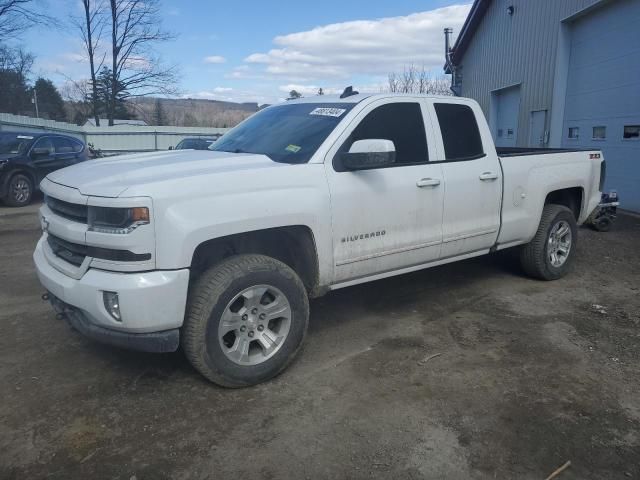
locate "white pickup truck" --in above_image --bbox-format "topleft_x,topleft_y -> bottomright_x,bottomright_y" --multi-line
34,93 -> 605,387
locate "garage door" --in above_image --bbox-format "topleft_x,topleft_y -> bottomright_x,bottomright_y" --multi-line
562,0 -> 640,212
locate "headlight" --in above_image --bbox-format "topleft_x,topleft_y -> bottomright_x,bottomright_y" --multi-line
88,206 -> 150,234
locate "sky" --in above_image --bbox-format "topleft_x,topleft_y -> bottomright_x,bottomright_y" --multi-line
19,0 -> 471,105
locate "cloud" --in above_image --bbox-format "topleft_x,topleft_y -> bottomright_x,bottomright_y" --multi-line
61,52 -> 87,63
224,65 -> 261,79
203,55 -> 227,64
278,84 -> 342,96
213,87 -> 233,93
245,5 -> 470,80
277,82 -> 387,96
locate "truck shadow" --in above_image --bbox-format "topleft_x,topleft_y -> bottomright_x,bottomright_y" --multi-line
79,250 -> 525,384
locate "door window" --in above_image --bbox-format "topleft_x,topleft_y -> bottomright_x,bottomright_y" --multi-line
32,137 -> 54,155
434,103 -> 484,160
53,137 -> 76,154
341,102 -> 429,166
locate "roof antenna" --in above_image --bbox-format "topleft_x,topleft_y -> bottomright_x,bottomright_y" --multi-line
340,86 -> 359,99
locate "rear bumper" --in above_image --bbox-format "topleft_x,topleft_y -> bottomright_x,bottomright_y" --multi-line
48,293 -> 180,353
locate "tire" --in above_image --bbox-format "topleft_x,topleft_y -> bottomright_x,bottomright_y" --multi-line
3,173 -> 33,207
592,216 -> 612,232
182,254 -> 309,387
520,204 -> 578,280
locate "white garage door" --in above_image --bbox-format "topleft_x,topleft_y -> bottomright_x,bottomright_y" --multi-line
562,0 -> 640,212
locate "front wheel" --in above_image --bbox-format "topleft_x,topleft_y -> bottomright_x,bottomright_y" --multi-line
182,254 -> 309,387
520,204 -> 578,280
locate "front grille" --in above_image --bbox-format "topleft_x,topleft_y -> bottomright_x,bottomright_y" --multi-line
47,234 -> 152,266
47,234 -> 87,266
45,196 -> 88,223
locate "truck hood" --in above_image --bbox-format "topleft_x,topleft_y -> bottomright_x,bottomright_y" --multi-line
46,150 -> 284,197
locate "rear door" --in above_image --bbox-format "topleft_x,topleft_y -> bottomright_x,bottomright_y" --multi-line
324,98 -> 444,283
430,101 -> 502,258
52,137 -> 82,168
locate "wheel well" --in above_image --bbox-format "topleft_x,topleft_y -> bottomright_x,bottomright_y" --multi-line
545,187 -> 583,220
5,168 -> 36,188
191,226 -> 320,296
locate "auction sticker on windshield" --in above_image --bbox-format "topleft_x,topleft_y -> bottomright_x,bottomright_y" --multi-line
309,107 -> 346,118
285,144 -> 301,153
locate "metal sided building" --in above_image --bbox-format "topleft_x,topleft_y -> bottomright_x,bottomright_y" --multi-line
445,0 -> 640,211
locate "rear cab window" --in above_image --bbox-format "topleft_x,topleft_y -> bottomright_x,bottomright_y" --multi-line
434,103 -> 485,161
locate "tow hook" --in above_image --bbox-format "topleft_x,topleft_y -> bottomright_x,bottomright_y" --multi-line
44,292 -> 74,320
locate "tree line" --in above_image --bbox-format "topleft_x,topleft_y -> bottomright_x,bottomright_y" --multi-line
0,0 -> 177,126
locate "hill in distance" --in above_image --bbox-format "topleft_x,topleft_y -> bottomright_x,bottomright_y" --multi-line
129,97 -> 260,128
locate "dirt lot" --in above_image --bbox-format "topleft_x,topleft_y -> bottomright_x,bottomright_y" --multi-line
1,203 -> 639,480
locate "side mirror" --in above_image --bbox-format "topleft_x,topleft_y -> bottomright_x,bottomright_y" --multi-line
340,139 -> 396,171
31,147 -> 52,158
168,146 -> 174,150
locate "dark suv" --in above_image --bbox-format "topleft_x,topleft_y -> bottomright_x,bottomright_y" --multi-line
173,136 -> 221,150
0,132 -> 88,207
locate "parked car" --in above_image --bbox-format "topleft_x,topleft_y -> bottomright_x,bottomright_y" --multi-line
34,93 -> 605,387
0,132 -> 87,207
172,136 -> 220,150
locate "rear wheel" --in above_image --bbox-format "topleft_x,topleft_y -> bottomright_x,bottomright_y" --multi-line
3,173 -> 33,207
182,254 -> 309,387
520,204 -> 577,280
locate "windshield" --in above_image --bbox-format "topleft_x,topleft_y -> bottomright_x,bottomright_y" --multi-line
209,103 -> 356,163
0,133 -> 34,155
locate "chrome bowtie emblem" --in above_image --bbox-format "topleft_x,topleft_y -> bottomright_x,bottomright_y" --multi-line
41,216 -> 49,233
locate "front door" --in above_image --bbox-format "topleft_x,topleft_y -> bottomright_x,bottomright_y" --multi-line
325,99 -> 444,283
29,137 -> 57,182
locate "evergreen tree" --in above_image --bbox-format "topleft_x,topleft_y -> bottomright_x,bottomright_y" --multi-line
94,66 -> 132,120
0,45 -> 33,115
0,69 -> 31,114
34,78 -> 67,121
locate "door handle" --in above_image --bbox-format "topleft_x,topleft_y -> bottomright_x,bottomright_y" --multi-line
479,172 -> 499,181
416,178 -> 441,188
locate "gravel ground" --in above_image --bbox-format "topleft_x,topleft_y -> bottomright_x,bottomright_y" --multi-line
1,203 -> 639,480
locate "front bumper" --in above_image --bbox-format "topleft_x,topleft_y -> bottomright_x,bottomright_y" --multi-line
48,294 -> 180,352
34,238 -> 190,351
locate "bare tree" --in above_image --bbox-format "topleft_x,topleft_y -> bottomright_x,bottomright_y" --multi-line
72,0 -> 107,126
60,77 -> 94,124
107,0 -> 178,125
0,0 -> 48,38
0,44 -> 34,77
388,65 -> 452,96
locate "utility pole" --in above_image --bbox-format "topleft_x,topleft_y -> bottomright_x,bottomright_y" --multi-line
32,89 -> 40,118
